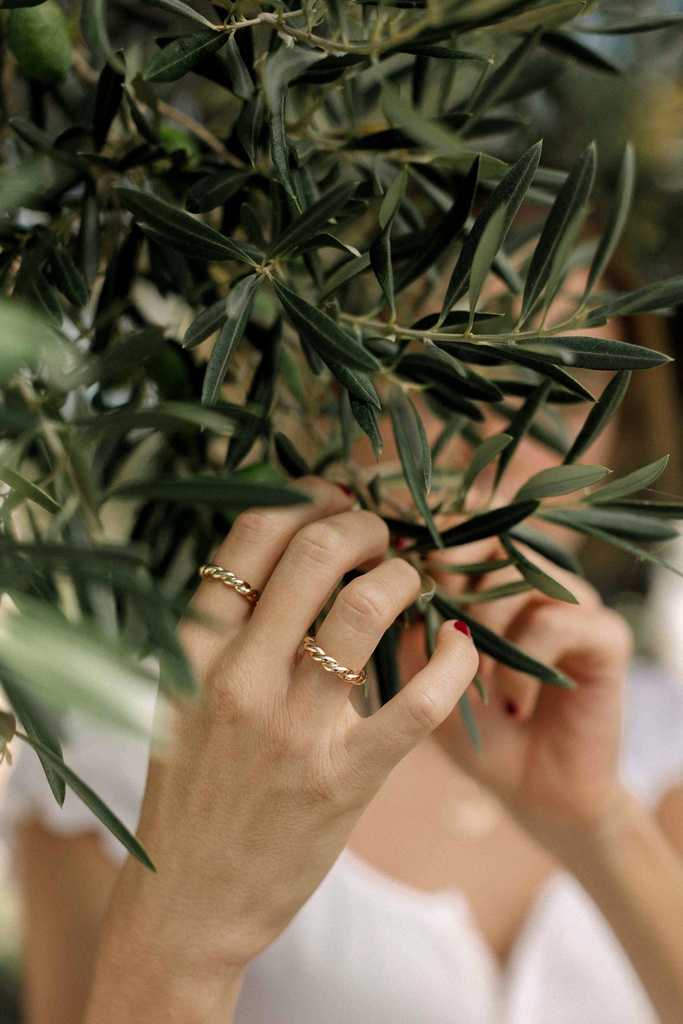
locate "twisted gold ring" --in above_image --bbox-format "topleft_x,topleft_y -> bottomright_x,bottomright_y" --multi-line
198,564 -> 260,606
303,636 -> 367,686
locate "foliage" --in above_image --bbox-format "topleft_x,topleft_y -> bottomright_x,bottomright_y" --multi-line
0,0 -> 682,865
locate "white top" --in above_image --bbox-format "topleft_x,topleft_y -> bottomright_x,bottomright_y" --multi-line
3,659 -> 683,1024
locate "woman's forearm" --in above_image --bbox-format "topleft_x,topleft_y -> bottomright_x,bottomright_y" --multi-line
556,789 -> 683,1024
83,860 -> 246,1024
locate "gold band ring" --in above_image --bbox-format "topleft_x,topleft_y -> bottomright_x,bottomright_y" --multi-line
303,636 -> 367,686
198,564 -> 260,606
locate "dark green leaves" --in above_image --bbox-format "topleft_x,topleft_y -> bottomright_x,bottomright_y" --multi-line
515,463 -> 609,501
272,280 -> 379,372
16,731 -> 155,870
269,182 -> 359,259
108,477 -> 313,509
581,144 -> 635,306
521,143 -> 596,324
146,30 -> 230,83
564,370 -> 630,464
186,170 -> 253,214
142,0 -> 216,28
439,141 -> 542,322
413,500 -> 539,552
350,397 -> 383,461
583,277 -> 683,325
501,535 -> 578,604
1,673 -> 65,805
519,336 -> 670,370
583,456 -> 669,505
0,465 -> 61,513
202,275 -> 262,405
432,591 -> 574,688
81,0 -> 125,73
389,396 -> 443,551
116,187 -> 261,264
459,434 -> 512,499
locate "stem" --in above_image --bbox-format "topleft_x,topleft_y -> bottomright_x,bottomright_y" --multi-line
338,312 -> 586,346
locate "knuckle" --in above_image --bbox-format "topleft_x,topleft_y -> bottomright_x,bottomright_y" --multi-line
230,507 -> 285,548
338,578 -> 392,633
402,687 -> 443,735
294,521 -> 346,568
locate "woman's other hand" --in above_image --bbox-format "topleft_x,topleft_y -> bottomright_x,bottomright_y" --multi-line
406,537 -> 633,848
85,477 -> 477,1023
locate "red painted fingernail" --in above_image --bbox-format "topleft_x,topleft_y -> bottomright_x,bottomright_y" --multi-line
336,483 -> 354,497
505,699 -> 518,717
394,537 -> 410,551
453,621 -> 471,638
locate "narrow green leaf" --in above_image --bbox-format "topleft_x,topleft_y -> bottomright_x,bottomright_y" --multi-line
1,673 -> 65,806
146,29 -> 230,83
81,0 -> 126,72
270,94 -> 298,205
182,298 -> 227,349
372,622 -> 401,706
350,397 -> 383,461
395,157 -> 480,294
77,182 -> 100,287
521,143 -> 596,323
116,187 -> 260,264
202,275 -> 262,405
468,203 -> 507,321
325,360 -> 381,408
564,370 -> 630,464
519,336 -> 670,371
584,277 -> 683,325
515,463 -> 609,501
461,580 -> 532,603
470,31 -> 540,118
501,535 -> 578,604
16,731 -> 155,871
460,433 -> 512,498
274,432 -> 310,478
597,501 -> 683,518
408,395 -> 432,492
495,379 -> 552,487
0,465 -> 61,513
542,32 -> 622,74
108,477 -> 313,508
269,182 -> 359,259
415,500 -> 539,552
272,280 -> 379,372
93,60 -> 125,152
389,400 -> 443,550
432,591 -> 574,688
142,0 -> 216,28
535,522 -> 683,580
540,508 -> 678,543
369,221 -> 395,314
237,94 -> 264,165
379,167 -> 408,230
581,144 -> 635,304
458,689 -> 481,752
583,456 -> 669,505
508,523 -> 582,574
48,243 -> 89,308
578,15 -> 683,34
224,34 -> 254,99
440,141 -> 542,321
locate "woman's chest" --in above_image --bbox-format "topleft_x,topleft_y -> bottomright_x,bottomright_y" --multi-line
347,737 -> 557,963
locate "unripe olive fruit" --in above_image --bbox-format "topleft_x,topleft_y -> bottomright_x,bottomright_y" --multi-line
7,1 -> 72,86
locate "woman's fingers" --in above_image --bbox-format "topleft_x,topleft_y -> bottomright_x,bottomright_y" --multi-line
293,557 -> 422,713
348,619 -> 478,789
182,479 -> 354,655
243,510 -> 391,668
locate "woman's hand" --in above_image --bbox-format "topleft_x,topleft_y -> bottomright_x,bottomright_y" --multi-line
404,535 -> 633,850
85,477 -> 477,1023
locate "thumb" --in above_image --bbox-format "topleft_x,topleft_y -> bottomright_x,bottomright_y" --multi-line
352,620 -> 479,785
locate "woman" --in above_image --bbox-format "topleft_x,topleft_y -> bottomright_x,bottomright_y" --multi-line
4,305 -> 683,1024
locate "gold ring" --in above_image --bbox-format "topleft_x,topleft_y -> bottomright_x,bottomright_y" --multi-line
303,636 -> 367,686
198,564 -> 260,606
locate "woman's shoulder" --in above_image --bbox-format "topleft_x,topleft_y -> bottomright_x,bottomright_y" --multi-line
621,657 -> 683,808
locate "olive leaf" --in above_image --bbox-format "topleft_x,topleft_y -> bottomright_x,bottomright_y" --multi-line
582,456 -> 669,505
146,29 -> 230,83
514,463 -> 609,501
202,275 -> 262,406
564,370 -> 631,464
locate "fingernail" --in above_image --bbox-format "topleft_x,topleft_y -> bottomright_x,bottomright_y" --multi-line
453,621 -> 471,638
335,483 -> 354,497
393,536 -> 410,551
504,699 -> 518,717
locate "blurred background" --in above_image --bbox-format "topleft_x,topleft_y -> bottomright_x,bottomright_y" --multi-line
2,1 -> 683,1019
